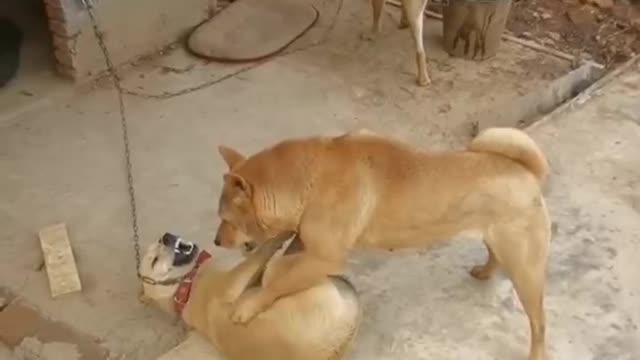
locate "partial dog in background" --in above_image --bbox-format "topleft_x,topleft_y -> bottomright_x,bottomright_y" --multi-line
361,0 -> 431,85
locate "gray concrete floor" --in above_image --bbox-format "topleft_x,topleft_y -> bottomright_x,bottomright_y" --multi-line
2,0 -> 638,359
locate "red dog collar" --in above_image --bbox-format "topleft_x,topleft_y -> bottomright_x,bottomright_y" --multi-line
173,250 -> 212,315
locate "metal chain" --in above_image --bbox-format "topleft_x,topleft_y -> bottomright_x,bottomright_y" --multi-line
78,0 -> 345,277
81,0 -> 142,278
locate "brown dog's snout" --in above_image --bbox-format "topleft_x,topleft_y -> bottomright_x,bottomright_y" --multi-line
215,221 -> 251,248
214,224 -> 228,247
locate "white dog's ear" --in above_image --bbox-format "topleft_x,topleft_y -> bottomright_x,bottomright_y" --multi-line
218,146 -> 246,170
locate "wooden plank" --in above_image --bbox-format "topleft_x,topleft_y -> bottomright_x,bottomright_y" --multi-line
38,223 -> 82,297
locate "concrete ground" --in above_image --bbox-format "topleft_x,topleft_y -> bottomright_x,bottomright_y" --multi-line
1,0 -> 637,359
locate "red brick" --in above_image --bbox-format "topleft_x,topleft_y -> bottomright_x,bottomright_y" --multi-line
54,48 -> 77,68
52,34 -> 77,55
43,0 -> 64,9
56,63 -> 77,79
48,19 -> 78,38
44,3 -> 66,21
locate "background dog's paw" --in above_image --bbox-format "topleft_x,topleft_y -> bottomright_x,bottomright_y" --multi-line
417,75 -> 432,87
360,31 -> 377,41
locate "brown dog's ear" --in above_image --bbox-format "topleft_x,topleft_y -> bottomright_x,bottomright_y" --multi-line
223,173 -> 252,197
218,146 -> 246,170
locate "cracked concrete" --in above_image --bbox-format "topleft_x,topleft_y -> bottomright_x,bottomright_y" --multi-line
1,0 -> 638,358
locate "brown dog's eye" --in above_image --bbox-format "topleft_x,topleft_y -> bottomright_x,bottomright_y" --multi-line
233,178 -> 245,191
151,256 -> 158,268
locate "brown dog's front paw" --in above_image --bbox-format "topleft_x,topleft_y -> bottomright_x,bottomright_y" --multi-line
230,308 -> 253,324
229,292 -> 265,325
221,289 -> 238,306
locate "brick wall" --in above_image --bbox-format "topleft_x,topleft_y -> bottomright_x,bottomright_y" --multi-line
41,0 -> 212,80
43,0 -> 81,78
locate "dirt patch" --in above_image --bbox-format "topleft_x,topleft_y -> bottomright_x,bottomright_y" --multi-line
0,288 -> 107,360
507,0 -> 640,67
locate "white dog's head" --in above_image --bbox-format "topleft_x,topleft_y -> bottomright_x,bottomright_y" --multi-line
140,234 -> 200,283
138,234 -> 204,313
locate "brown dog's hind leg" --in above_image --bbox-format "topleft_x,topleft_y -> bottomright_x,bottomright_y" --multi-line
470,240 -> 499,280
402,0 -> 431,85
362,0 -> 387,40
486,217 -> 549,360
508,262 -> 547,360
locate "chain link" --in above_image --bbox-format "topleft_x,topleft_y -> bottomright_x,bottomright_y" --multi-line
82,1 -> 142,278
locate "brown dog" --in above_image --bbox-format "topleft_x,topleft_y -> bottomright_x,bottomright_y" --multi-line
139,235 -> 361,360
362,0 -> 432,85
214,127 -> 551,360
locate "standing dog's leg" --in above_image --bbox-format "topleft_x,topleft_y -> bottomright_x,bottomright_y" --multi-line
222,234 -> 290,304
402,0 -> 431,85
362,0 -> 387,40
485,210 -> 550,360
230,186 -> 368,324
230,251 -> 344,324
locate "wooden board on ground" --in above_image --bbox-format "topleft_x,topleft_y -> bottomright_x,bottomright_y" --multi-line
38,223 -> 82,297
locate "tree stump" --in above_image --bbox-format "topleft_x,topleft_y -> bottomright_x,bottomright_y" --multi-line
442,0 -> 512,60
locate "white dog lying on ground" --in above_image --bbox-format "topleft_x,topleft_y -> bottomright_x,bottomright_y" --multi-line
138,233 -> 361,360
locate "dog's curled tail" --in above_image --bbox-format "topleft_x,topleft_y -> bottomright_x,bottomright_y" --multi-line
468,127 -> 549,184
